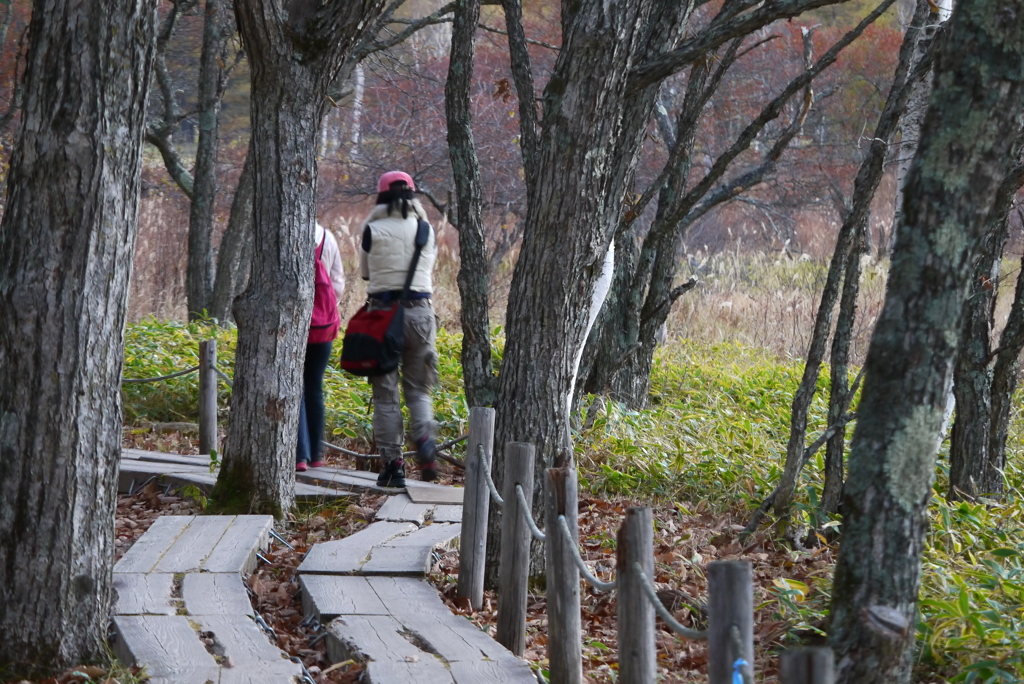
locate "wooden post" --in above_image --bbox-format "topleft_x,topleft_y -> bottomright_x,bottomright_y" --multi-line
545,466 -> 582,684
457,407 -> 495,610
496,442 -> 535,656
708,560 -> 754,684
780,647 -> 834,684
198,339 -> 217,455
617,506 -> 654,684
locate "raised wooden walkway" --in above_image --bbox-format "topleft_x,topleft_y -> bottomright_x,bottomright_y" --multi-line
114,450 -> 534,683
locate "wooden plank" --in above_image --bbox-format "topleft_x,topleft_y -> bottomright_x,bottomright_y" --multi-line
218,665 -> 306,684
365,661 -> 454,684
111,615 -> 219,680
325,615 -> 428,664
432,505 -> 463,524
360,545 -> 434,576
405,484 -> 464,505
112,573 -> 176,616
295,468 -> 390,494
153,515 -> 235,573
193,614 -> 299,671
365,577 -> 517,664
449,660 -> 537,684
203,515 -> 273,574
182,574 -> 254,616
384,523 -> 460,550
295,482 -> 357,502
297,522 -> 416,574
299,575 -> 388,621
376,494 -> 432,524
114,515 -> 194,574
136,451 -> 213,468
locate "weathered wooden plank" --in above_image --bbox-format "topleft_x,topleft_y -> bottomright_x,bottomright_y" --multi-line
366,577 -> 517,664
217,665 -> 305,684
299,575 -> 389,621
376,494 -> 433,524
384,523 -> 460,550
135,451 -> 213,468
193,614 -> 299,671
154,516 -> 235,573
360,545 -> 434,576
294,482 -> 358,502
295,468 -> 390,494
405,484 -> 464,505
117,463 -> 218,496
203,515 -> 273,574
112,573 -> 176,616
114,515 -> 194,574
182,574 -> 254,616
432,505 -> 463,524
325,615 -> 428,664
297,522 -> 416,574
365,661 -> 454,684
111,615 -> 219,680
449,660 -> 537,684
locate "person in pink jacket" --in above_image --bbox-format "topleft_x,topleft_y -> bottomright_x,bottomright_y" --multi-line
297,222 -> 345,472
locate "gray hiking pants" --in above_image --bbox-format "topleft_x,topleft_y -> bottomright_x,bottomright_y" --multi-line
368,299 -> 438,462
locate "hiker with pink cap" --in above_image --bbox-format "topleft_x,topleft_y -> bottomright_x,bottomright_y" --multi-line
358,171 -> 439,488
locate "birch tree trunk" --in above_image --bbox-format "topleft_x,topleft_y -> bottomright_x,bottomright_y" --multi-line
0,0 -> 157,673
213,0 -> 385,516
828,1 -> 1024,678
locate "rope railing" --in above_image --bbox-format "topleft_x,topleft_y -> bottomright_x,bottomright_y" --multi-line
515,484 -> 546,542
558,515 -> 616,592
478,444 -> 504,507
122,364 -> 201,383
633,561 -> 707,640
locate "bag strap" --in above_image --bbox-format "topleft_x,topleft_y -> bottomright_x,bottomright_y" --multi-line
399,218 -> 430,304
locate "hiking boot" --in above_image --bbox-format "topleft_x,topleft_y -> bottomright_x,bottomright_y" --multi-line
295,461 -> 308,472
376,458 -> 406,488
416,437 -> 439,482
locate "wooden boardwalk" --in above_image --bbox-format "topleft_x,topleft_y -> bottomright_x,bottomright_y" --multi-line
114,452 -> 534,683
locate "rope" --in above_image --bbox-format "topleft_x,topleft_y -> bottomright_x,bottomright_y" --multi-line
515,484 -> 546,542
122,365 -> 200,384
632,561 -> 707,640
478,444 -> 504,507
557,515 -> 616,592
213,365 -> 233,388
729,625 -> 753,684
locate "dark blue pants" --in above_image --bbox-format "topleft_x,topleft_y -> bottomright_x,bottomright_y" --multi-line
296,341 -> 333,463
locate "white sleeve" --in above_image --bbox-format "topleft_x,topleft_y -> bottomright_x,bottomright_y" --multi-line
322,230 -> 346,300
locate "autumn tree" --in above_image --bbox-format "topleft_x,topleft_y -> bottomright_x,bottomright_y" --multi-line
211,0 -> 386,515
827,0 -> 1024,678
0,0 -> 158,673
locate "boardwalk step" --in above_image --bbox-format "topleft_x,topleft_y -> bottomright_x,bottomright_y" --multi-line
320,577 -> 536,684
112,614 -> 301,684
376,494 -> 464,525
114,515 -> 272,576
299,575 -> 389,622
298,522 -> 460,576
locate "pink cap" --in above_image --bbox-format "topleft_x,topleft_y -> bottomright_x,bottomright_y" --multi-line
377,171 -> 415,193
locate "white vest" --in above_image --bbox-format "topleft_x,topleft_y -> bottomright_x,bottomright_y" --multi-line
358,200 -> 436,295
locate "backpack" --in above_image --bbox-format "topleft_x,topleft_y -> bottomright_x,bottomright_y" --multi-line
308,233 -> 341,344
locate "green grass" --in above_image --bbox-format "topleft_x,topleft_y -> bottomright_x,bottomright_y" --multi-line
121,319 -> 1024,681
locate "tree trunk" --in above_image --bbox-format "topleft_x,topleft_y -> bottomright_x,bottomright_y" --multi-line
946,153 -> 1024,500
828,1 -> 1024,678
210,141 -> 255,324
774,0 -> 931,517
186,0 -> 231,320
987,244 -> 1024,487
214,0 -> 386,516
487,0 -> 691,585
0,0 -> 157,674
446,0 -> 496,409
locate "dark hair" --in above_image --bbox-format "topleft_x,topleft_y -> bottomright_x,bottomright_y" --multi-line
376,181 -> 415,219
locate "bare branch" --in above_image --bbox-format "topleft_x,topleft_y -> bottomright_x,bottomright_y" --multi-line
629,0 -> 893,92
477,23 -> 559,50
354,2 -> 456,60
